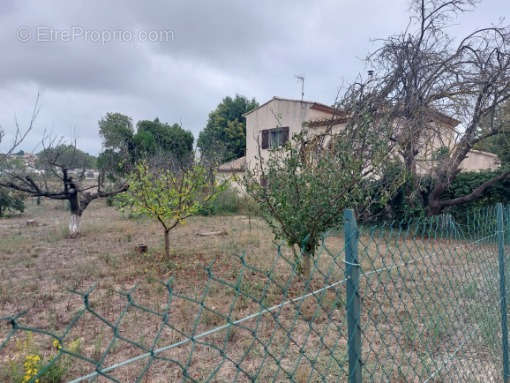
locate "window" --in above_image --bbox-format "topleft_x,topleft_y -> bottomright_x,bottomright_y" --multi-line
261,127 -> 289,149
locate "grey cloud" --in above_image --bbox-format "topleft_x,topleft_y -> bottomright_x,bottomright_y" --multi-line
0,0 -> 508,155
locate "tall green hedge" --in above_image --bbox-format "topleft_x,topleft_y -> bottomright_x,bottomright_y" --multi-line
365,168 -> 510,224
442,170 -> 510,224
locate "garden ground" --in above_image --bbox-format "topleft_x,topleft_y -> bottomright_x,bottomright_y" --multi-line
0,199 -> 502,382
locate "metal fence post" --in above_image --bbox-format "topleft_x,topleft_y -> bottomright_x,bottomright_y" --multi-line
344,209 -> 362,383
497,202 -> 510,383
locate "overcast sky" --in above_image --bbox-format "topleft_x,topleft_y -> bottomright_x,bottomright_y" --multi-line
0,0 -> 508,154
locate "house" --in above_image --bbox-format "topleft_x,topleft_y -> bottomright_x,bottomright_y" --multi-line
219,97 -> 500,189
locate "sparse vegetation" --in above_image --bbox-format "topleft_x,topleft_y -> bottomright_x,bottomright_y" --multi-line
117,161 -> 225,257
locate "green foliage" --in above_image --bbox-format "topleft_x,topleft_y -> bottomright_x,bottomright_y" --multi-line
97,113 -> 194,178
443,170 -> 510,222
198,95 -> 258,164
198,187 -> 241,215
135,118 -> 194,164
364,162 -> 428,223
244,123 -> 399,275
118,161 -> 225,256
477,133 -> 510,166
242,95 -> 403,277
476,100 -> 510,165
0,187 -> 25,217
198,186 -> 259,216
368,167 -> 510,224
36,145 -> 96,170
121,162 -> 210,221
2,334 -> 81,383
98,112 -> 135,150
432,146 -> 449,161
97,113 -> 136,177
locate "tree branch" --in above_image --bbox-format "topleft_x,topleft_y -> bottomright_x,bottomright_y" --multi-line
439,170 -> 510,208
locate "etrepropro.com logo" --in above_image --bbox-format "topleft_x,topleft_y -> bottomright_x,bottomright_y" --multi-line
16,25 -> 174,44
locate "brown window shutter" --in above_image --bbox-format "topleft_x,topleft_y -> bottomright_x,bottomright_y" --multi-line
281,127 -> 289,144
261,130 -> 269,149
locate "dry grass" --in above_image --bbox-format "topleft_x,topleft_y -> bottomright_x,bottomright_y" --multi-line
0,200 -> 348,382
0,199 -> 503,382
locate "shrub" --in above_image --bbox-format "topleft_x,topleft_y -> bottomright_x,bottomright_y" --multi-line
197,184 -> 261,216
243,126 -> 399,279
198,187 -> 240,215
1,334 -> 81,383
0,187 -> 25,217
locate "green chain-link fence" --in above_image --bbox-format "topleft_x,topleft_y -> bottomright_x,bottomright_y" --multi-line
1,203 -> 510,382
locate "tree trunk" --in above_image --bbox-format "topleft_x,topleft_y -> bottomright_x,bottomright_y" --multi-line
426,192 -> 444,216
68,190 -> 81,237
164,229 -> 170,258
68,213 -> 81,237
302,251 -> 312,281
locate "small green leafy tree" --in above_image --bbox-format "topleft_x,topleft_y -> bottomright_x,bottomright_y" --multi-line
244,87 -> 403,279
120,161 -> 225,257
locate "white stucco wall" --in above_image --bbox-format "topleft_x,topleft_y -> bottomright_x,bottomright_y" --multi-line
244,97 -> 500,177
245,98 -> 332,171
459,149 -> 500,172
416,149 -> 500,175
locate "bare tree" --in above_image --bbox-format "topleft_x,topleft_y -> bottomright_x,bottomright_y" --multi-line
364,0 -> 510,214
1,137 -> 127,237
0,94 -> 39,164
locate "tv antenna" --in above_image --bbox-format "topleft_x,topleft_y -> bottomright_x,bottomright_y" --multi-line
295,75 -> 305,101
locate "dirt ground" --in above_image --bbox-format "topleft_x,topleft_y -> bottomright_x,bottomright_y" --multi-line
0,199 -> 504,382
0,199 -> 350,382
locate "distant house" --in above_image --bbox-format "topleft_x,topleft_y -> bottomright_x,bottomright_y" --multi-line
13,152 -> 38,168
68,168 -> 100,180
219,96 -> 500,188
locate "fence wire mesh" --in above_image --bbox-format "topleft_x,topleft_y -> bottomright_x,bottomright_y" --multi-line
1,204 -> 509,382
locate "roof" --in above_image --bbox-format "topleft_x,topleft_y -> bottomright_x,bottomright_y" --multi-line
217,156 -> 246,172
244,96 -> 460,128
467,149 -> 500,159
242,97 -> 336,117
306,109 -> 460,129
424,109 -> 461,128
